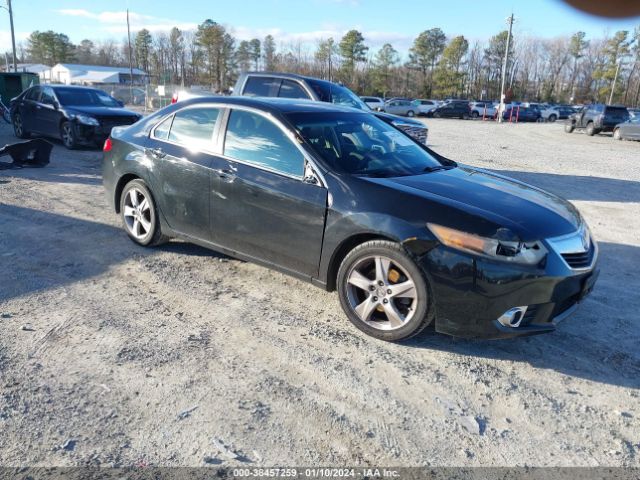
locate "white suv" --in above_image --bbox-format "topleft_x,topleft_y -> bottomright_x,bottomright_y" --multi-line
470,101 -> 497,119
361,96 -> 384,111
412,99 -> 439,116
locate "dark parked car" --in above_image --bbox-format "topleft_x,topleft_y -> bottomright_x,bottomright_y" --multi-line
103,96 -> 599,342
10,85 -> 141,149
233,72 -> 428,145
613,117 -> 640,141
501,106 -> 541,122
565,104 -> 630,136
425,101 -> 471,119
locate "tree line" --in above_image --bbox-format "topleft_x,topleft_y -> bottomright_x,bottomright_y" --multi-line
13,20 -> 640,106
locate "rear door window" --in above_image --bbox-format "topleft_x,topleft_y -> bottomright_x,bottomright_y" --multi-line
243,76 -> 282,97
25,87 -> 41,101
168,107 -> 220,150
278,80 -> 310,99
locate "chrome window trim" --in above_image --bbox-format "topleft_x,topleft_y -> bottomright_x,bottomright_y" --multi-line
546,224 -> 598,271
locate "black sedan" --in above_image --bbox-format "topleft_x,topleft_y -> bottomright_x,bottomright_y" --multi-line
11,85 -> 141,149
501,106 -> 541,122
103,96 -> 599,342
613,117 -> 640,141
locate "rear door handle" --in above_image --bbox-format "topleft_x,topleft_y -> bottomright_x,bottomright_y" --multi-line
146,147 -> 166,159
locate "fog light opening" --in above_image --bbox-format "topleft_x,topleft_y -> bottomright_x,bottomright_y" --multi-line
497,306 -> 528,328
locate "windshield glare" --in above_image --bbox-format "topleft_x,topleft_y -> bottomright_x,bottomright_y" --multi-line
288,112 -> 443,177
56,88 -> 120,107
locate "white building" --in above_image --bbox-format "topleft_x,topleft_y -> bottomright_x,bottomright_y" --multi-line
48,63 -> 148,85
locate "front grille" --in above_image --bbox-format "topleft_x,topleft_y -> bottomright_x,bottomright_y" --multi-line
96,116 -> 138,136
521,305 -> 539,325
561,242 -> 595,269
396,124 -> 428,145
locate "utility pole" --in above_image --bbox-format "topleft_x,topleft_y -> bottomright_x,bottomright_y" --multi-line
126,9 -> 134,100
1,0 -> 18,72
498,13 -> 515,123
608,59 -> 621,105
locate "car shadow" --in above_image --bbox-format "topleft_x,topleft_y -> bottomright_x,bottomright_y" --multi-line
491,169 -> 640,203
1,204 -> 638,389
402,240 -> 640,390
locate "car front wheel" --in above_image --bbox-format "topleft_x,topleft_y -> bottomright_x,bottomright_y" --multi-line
337,240 -> 433,342
407,110 -> 415,117
564,123 -> 575,133
613,128 -> 622,140
585,122 -> 596,136
60,121 -> 77,149
548,114 -> 557,122
120,179 -> 168,246
13,113 -> 29,139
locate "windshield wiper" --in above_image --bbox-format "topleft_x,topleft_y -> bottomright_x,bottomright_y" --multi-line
423,165 -> 451,173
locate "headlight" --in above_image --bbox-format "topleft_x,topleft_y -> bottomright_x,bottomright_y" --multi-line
75,114 -> 99,126
427,223 -> 547,265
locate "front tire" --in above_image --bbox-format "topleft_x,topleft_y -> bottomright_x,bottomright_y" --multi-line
120,179 -> 168,246
564,123 -> 575,133
60,121 -> 77,149
613,128 -> 622,140
13,113 -> 29,139
471,111 -> 479,119
548,114 -> 557,123
407,110 -> 415,117
337,240 -> 433,342
586,122 -> 596,136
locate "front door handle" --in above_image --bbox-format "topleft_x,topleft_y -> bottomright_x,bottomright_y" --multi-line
146,147 -> 166,159
213,168 -> 236,182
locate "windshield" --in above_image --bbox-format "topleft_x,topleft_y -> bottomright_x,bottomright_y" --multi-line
306,79 -> 370,111
55,88 -> 120,107
287,112 -> 445,177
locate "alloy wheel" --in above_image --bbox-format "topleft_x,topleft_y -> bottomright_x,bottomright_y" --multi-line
345,255 -> 418,331
61,123 -> 74,147
14,115 -> 23,136
123,188 -> 152,240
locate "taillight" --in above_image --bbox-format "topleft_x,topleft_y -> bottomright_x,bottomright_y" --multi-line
171,93 -> 178,104
103,137 -> 112,152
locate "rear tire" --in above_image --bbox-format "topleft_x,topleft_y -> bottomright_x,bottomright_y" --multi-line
586,122 -> 596,136
337,240 -> 434,342
548,114 -> 557,123
120,179 -> 169,247
471,111 -> 479,119
407,110 -> 415,117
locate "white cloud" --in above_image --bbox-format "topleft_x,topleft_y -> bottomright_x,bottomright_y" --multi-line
56,9 -> 197,35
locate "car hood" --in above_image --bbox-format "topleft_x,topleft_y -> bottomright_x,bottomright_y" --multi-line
65,106 -> 139,117
367,166 -> 581,240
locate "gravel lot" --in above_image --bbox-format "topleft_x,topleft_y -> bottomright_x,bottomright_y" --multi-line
0,118 -> 638,468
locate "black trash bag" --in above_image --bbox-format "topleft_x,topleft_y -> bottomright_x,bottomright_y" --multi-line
0,138 -> 52,169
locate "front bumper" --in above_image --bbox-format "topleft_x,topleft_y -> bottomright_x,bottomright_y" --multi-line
420,236 -> 599,339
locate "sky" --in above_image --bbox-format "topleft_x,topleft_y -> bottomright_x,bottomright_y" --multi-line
1,0 -> 639,57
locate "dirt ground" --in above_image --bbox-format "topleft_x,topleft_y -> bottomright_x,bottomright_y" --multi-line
0,118 -> 638,468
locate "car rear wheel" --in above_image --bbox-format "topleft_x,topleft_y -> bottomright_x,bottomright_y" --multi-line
548,114 -> 557,122
613,128 -> 622,140
585,122 -> 596,136
120,179 -> 168,247
337,240 -> 433,342
13,113 -> 29,139
60,121 -> 77,149
564,123 -> 575,133
407,110 -> 415,117
471,111 -> 479,118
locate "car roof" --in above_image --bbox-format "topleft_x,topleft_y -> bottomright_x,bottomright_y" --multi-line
180,95 -> 364,114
